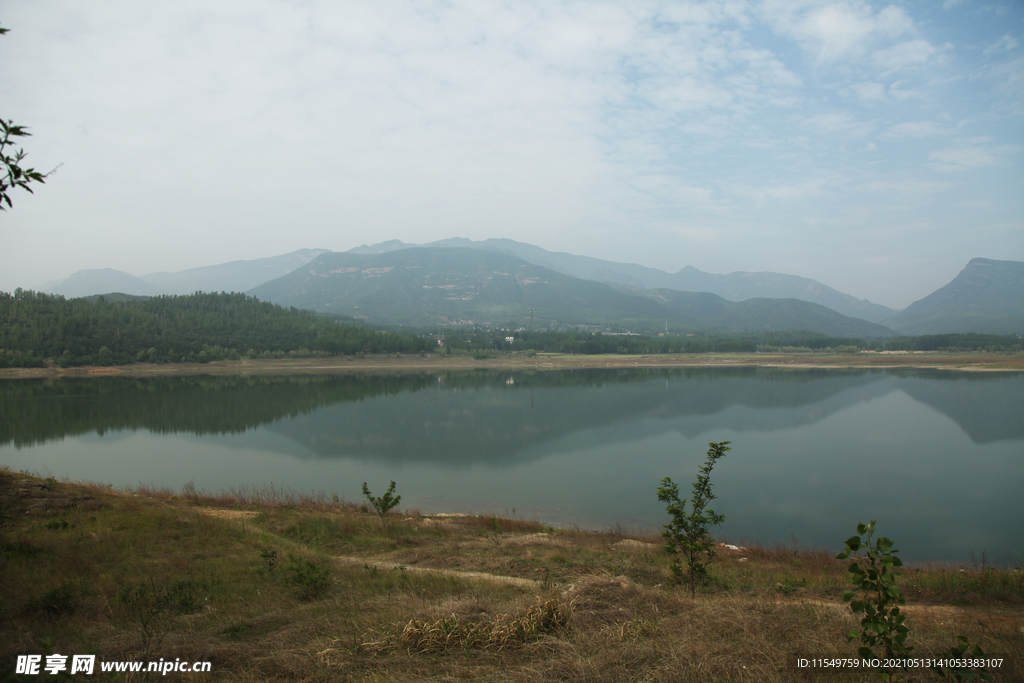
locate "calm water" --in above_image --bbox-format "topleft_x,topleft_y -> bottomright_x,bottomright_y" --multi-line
1,367 -> 1021,564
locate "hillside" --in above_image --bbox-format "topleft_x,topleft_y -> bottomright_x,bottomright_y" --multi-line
0,290 -> 430,367
883,258 -> 1024,335
249,248 -> 672,330
249,248 -> 895,338
350,238 -> 896,323
45,249 -> 330,298
636,289 -> 898,339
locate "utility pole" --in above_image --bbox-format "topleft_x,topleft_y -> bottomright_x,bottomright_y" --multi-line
530,307 -> 534,332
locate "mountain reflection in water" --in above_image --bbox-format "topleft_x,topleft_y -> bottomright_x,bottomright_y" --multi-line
1,368 -> 1021,563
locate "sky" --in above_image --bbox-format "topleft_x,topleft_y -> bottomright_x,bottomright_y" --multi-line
1,0 -> 1021,309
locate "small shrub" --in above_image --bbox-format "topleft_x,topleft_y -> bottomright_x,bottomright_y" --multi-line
0,539 -> 43,559
22,582 -> 86,617
362,481 -> 401,532
837,520 -> 911,666
117,578 -> 201,654
657,441 -> 730,598
286,555 -> 332,601
930,636 -> 996,682
260,547 -> 278,573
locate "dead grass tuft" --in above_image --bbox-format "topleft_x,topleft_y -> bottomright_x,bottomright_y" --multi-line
363,595 -> 575,655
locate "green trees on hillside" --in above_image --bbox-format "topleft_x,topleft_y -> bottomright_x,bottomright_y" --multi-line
0,290 -> 433,367
872,333 -> 1021,353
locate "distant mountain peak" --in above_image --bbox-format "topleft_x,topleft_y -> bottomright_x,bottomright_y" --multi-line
967,257 -> 1009,267
882,257 -> 1024,335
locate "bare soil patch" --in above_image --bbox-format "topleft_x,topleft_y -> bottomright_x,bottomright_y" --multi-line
2,351 -> 1021,380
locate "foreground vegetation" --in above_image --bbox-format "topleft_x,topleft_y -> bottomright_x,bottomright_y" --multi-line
2,471 -> 1021,682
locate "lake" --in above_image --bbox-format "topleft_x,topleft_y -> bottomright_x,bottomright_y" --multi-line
1,367 -> 1021,564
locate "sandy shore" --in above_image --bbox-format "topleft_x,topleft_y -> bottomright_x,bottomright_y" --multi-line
2,351 -> 1021,379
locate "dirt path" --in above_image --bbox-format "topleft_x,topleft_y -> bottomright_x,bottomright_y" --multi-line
330,555 -> 540,589
197,508 -> 541,590
195,506 -> 1024,636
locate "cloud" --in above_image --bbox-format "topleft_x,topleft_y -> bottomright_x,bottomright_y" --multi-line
882,121 -> 952,139
801,111 -> 876,137
927,143 -> 1020,172
873,39 -> 937,74
984,34 -> 1019,56
761,0 -> 915,63
845,80 -> 887,101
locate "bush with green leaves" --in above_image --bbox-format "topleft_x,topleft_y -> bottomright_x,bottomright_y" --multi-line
286,555 -> 332,601
116,578 -> 200,655
260,547 -> 278,574
837,522 -> 996,682
836,520 -> 912,670
362,480 -> 401,532
930,636 -> 995,682
657,441 -> 730,598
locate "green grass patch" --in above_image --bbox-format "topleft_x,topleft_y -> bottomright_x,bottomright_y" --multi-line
2,471 -> 1022,683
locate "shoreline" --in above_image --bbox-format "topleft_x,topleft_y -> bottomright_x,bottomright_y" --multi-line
3,469 -> 1021,683
2,350 -> 1022,379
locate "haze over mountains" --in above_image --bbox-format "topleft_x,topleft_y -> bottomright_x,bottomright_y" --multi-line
350,238 -> 897,324
882,258 -> 1024,335
249,248 -> 897,339
36,240 -> 1023,338
42,249 -> 330,300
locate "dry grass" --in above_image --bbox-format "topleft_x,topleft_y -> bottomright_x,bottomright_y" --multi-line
3,470 -> 1022,682
359,595 -> 576,655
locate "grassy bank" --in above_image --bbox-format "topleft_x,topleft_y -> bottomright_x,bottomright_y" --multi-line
2,471 -> 1022,682
1,349 -> 1022,380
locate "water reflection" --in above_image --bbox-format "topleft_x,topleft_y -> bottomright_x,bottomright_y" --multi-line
2,369 -> 1021,454
1,368 -> 1021,563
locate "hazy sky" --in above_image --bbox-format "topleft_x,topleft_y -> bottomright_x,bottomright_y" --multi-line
2,0 -> 1021,309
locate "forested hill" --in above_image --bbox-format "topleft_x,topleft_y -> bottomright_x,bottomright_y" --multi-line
0,290 -> 433,368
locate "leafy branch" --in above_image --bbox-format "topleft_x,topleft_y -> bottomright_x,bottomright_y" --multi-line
1,26 -> 58,210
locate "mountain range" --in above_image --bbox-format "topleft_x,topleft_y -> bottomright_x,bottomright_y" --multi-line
248,248 -> 897,339
41,249 -> 330,299
35,240 -> 1022,338
350,238 -> 897,323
